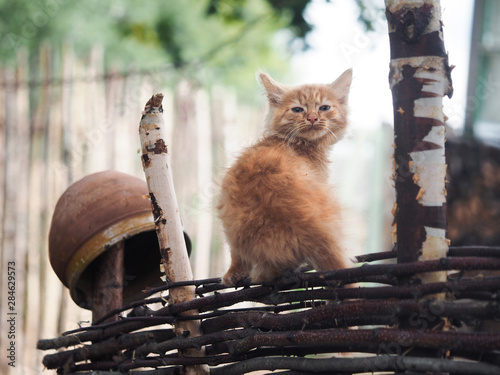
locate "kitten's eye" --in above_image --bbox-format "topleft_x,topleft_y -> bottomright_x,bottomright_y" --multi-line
319,105 -> 331,111
291,107 -> 304,113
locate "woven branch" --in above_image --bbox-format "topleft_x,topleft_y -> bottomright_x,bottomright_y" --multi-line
227,328 -> 500,355
38,320 -> 174,350
42,330 -> 175,369
201,297 -> 500,334
210,355 -> 500,375
354,246 -> 500,263
68,369 -> 180,375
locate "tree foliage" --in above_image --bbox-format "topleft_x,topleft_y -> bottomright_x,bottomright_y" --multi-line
0,0 -> 294,90
0,0 -> 381,91
208,0 -> 313,42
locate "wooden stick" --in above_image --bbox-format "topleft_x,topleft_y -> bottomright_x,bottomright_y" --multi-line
92,240 -> 124,324
139,93 -> 208,375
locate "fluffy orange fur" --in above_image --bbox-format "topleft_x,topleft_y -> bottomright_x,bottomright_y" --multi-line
218,69 -> 353,286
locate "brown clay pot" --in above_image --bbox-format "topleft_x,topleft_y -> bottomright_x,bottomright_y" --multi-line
48,170 -> 191,309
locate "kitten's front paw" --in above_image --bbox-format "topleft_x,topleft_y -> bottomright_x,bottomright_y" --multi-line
222,271 -> 251,287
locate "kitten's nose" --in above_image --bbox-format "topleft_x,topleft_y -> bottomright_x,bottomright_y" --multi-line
308,116 -> 318,124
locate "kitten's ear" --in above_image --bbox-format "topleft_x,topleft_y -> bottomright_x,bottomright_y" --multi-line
330,68 -> 352,104
259,72 -> 285,106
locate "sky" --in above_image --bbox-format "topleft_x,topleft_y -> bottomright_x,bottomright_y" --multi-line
292,0 -> 475,133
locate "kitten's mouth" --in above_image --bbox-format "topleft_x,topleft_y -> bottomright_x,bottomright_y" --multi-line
299,125 -> 328,140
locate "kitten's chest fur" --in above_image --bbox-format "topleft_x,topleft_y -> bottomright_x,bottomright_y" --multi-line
220,137 -> 332,210
257,136 -> 331,181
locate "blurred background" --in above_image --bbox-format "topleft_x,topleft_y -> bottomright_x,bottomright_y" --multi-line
0,0 -> 498,373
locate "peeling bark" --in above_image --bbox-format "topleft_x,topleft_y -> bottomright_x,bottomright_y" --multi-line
385,1 -> 454,368
139,94 -> 208,375
385,0 -> 452,285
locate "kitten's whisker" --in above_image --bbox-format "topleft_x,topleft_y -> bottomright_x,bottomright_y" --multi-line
284,128 -> 296,145
285,126 -> 298,140
285,124 -> 305,145
324,127 -> 339,143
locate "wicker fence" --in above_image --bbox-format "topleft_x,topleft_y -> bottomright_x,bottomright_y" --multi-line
38,247 -> 500,374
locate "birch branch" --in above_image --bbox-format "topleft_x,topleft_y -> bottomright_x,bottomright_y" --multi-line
139,93 -> 208,375
385,0 -> 453,286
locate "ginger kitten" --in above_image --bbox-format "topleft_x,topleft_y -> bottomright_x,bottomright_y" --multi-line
218,69 -> 353,286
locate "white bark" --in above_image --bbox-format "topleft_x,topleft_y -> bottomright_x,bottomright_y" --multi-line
139,94 -> 208,375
